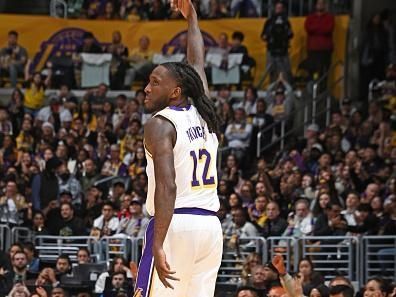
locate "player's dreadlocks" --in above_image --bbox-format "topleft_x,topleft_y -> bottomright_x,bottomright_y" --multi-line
161,62 -> 220,136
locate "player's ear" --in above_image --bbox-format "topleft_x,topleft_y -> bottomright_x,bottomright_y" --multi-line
170,86 -> 182,99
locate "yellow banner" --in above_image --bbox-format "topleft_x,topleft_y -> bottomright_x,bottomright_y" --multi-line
0,14 -> 349,90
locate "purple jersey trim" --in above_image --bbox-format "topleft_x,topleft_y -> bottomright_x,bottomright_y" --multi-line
174,207 -> 217,216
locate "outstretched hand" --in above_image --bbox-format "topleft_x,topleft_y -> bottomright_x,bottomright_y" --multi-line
170,0 -> 195,19
272,254 -> 287,276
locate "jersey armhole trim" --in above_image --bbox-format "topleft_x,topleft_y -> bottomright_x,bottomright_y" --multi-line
153,114 -> 178,148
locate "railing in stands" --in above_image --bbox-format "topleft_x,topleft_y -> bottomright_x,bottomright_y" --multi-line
300,236 -> 360,283
265,0 -> 351,17
218,236 -> 267,286
101,235 -> 140,262
0,224 -> 11,251
3,224 -> 395,287
362,236 -> 396,285
267,236 -> 299,272
11,227 -> 33,244
35,235 -> 101,263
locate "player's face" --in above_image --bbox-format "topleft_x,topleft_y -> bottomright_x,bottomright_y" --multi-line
144,66 -> 179,113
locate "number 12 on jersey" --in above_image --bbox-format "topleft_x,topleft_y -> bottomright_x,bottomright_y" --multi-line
190,149 -> 216,188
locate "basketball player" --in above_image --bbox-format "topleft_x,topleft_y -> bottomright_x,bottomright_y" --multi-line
134,0 -> 223,296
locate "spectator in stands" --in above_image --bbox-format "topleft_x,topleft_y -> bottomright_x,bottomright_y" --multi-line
119,0 -> 148,20
92,201 -> 119,238
101,144 -> 128,177
55,254 -> 71,275
34,267 -> 59,288
329,285 -> 355,297
95,256 -> 132,294
57,161 -> 83,206
76,32 -> 102,55
0,31 -> 28,88
229,32 -> 255,80
249,263 -> 280,297
77,247 -> 91,264
0,180 -> 28,226
99,1 -> 119,20
72,32 -> 102,88
207,32 -> 230,71
261,201 -> 287,238
261,1 -> 293,82
313,203 -> 347,237
304,0 -> 335,79
23,242 -> 39,273
225,108 -> 253,161
266,73 -> 294,122
7,88 -> 25,135
361,183 -> 380,204
309,285 -> 330,297
23,62 -> 52,116
0,107 -> 13,136
224,207 -> 259,240
0,251 -> 31,294
364,278 -> 388,297
80,158 -> 99,193
361,13 -> 389,97
82,0 -> 104,19
282,199 -> 314,237
241,252 -> 262,286
341,191 -> 360,226
16,117 -> 34,152
127,147 -> 146,180
236,286 -> 259,297
231,0 -> 261,17
234,85 -> 257,116
31,211 -> 48,235
123,36 -> 155,89
74,98 -> 98,132
49,201 -> 85,236
147,0 -> 167,20
118,197 -> 148,237
112,94 -> 127,131
102,271 -> 134,296
248,195 -> 268,228
81,186 -> 103,230
346,203 -> 380,235
35,96 -> 72,131
107,31 -> 129,90
297,258 -> 325,296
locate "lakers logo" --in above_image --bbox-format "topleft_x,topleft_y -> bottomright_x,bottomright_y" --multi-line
161,30 -> 217,55
31,28 -> 109,73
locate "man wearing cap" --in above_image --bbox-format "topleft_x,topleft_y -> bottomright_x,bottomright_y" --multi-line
249,262 -> 281,297
266,73 -> 294,122
35,95 -> 72,130
117,197 -> 149,238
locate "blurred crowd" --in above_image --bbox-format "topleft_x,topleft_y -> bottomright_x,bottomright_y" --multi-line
0,62 -> 394,295
0,1 -> 395,297
66,0 -> 264,20
227,254 -> 396,297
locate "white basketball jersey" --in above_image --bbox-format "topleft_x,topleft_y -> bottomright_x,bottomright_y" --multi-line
145,105 -> 220,216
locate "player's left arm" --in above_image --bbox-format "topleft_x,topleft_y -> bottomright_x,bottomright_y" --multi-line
144,116 -> 179,289
172,0 -> 210,98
